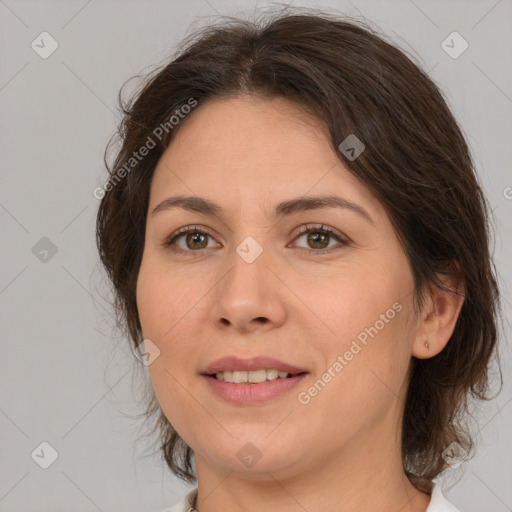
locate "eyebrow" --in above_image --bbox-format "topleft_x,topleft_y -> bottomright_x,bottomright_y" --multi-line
151,194 -> 375,225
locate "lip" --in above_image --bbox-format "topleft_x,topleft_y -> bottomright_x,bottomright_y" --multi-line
200,355 -> 308,376
202,373 -> 309,404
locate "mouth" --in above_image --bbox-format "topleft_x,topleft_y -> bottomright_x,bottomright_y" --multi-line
201,369 -> 310,404
206,369 -> 309,383
200,356 -> 310,403
200,355 -> 309,383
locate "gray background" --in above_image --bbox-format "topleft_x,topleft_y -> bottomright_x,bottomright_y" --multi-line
1,0 -> 511,511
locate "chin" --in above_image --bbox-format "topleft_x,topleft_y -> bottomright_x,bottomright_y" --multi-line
210,439 -> 303,474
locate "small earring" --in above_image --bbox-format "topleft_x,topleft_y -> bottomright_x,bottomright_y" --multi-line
425,340 -> 431,350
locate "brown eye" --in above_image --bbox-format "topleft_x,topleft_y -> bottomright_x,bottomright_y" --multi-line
183,232 -> 209,250
305,231 -> 330,249
292,224 -> 347,254
163,226 -> 218,253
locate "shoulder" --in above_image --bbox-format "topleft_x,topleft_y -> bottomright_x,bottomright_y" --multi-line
426,484 -> 461,512
164,487 -> 198,512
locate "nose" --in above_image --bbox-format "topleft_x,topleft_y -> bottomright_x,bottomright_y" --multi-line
210,244 -> 287,334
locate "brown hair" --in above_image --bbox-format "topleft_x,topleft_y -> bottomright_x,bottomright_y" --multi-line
95,6 -> 502,494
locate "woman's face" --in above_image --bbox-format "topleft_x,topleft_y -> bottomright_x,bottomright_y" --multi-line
136,94 -> 421,479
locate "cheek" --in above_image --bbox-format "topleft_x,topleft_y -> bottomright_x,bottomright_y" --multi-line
136,260 -> 162,335
136,266 -> 200,437
297,257 -> 406,345
296,256 -> 413,407
136,257 -> 201,340
136,258 -> 203,377
296,311 -> 412,446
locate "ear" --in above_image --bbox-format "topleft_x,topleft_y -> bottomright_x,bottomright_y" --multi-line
412,263 -> 465,359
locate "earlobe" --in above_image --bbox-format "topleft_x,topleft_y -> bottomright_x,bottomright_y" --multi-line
412,339 -> 433,360
412,270 -> 465,359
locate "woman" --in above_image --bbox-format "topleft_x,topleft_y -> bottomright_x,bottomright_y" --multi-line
96,7 -> 501,512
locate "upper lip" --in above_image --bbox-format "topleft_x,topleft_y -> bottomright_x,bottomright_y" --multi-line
201,356 -> 308,375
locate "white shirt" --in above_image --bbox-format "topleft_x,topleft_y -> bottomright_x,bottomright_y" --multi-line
164,483 -> 460,511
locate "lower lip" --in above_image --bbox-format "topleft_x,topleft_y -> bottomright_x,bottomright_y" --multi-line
201,373 -> 309,404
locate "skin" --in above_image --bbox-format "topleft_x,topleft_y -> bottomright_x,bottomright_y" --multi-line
136,94 -> 465,512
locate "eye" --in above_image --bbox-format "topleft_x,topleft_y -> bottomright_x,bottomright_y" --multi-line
162,223 -> 347,255
163,225 -> 219,254
291,223 -> 347,254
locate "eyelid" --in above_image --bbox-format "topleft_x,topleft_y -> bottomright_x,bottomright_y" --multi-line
293,223 -> 346,240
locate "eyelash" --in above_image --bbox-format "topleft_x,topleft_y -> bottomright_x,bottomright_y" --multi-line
162,223 -> 347,256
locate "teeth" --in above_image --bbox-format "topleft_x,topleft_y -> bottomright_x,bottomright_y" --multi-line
214,368 -> 293,383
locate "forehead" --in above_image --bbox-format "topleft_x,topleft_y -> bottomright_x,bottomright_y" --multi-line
163,94 -> 331,167
150,94 -> 383,223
